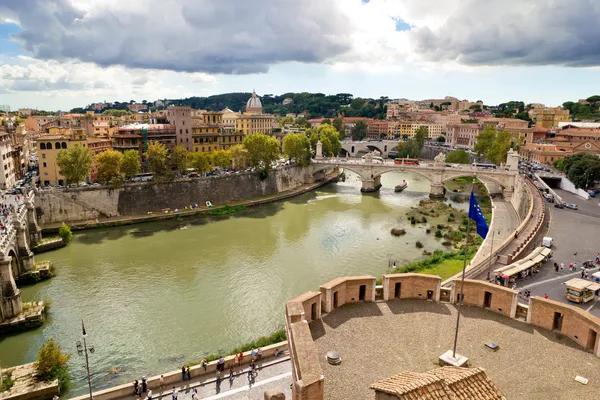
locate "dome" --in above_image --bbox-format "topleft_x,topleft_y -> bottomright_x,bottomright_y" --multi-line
246,90 -> 263,114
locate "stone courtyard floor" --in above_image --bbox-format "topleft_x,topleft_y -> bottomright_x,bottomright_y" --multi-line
309,299 -> 600,400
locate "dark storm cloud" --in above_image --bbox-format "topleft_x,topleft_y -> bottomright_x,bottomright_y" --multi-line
0,0 -> 354,74
410,0 -> 600,67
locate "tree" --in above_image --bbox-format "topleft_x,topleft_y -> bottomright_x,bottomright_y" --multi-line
321,135 -> 333,157
322,118 -> 331,125
242,133 -> 280,177
414,126 -> 428,149
402,134 -> 409,141
317,125 -> 342,156
212,149 -> 232,169
230,144 -> 249,170
333,117 -> 344,137
487,130 -> 512,164
309,130 -> 319,152
473,127 -> 496,157
122,149 -> 141,180
169,146 -> 189,176
146,141 -> 170,178
35,338 -> 71,391
436,136 -> 446,143
352,120 -> 368,141
95,149 -> 123,185
58,223 -> 72,245
188,152 -> 212,175
283,133 -> 311,166
446,149 -> 470,164
351,98 -> 364,110
56,144 -> 93,184
469,104 -> 482,112
559,153 -> 600,189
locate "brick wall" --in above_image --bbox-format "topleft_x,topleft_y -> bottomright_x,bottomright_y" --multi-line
528,297 -> 600,356
319,276 -> 376,313
382,273 -> 441,301
451,279 -> 518,318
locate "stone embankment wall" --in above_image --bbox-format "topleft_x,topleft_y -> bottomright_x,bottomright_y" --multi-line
286,274 -> 600,400
35,167 -> 308,225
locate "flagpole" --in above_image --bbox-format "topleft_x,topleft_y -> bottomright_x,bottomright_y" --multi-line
452,181 -> 474,359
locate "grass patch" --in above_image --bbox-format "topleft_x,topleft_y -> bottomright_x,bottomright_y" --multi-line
387,246 -> 478,280
0,369 -> 15,393
207,205 -> 246,216
188,329 -> 286,365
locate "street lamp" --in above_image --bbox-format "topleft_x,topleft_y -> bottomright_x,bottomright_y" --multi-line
76,320 -> 95,400
486,229 -> 502,281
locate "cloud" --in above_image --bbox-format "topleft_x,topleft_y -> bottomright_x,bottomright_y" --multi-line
408,0 -> 600,67
1,0 -> 355,74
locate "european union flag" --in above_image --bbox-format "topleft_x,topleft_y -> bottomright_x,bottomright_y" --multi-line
468,192 -> 488,239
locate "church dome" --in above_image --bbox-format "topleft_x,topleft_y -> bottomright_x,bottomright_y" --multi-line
246,90 -> 263,114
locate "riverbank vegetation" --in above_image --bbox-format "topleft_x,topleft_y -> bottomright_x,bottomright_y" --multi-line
58,223 -> 72,244
189,329 -> 287,365
0,369 -> 15,392
207,205 -> 246,216
35,338 -> 71,392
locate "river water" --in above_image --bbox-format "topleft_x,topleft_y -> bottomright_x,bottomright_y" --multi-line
0,171 -> 465,395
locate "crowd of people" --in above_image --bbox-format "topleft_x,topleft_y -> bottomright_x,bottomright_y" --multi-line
0,193 -> 26,233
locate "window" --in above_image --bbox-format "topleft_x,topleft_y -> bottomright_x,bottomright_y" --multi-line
61,142 -> 67,149
43,162 -> 47,167
55,142 -> 61,149
44,172 -> 48,176
46,142 -> 52,149
185,129 -> 188,134
186,138 -> 189,142
39,143 -> 46,150
42,154 -> 46,159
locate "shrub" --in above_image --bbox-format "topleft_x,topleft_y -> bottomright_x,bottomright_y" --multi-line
442,240 -> 452,246
462,217 -> 469,226
421,216 -> 428,223
410,216 -> 416,225
58,224 -> 72,245
35,338 -> 71,391
415,241 -> 424,248
437,224 -> 445,230
425,228 -> 431,234
0,369 -> 15,393
435,230 -> 443,238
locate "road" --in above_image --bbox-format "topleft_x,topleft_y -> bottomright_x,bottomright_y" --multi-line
514,188 -> 600,318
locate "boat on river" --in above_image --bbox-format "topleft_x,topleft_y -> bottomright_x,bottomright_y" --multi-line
395,180 -> 408,192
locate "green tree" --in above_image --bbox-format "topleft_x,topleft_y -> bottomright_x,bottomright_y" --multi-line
56,144 -> 93,184
322,118 -> 331,125
122,149 -> 141,180
560,153 -> 600,189
242,133 -> 280,177
469,104 -> 482,112
146,141 -> 170,178
352,120 -> 368,141
321,135 -> 333,157
402,134 -> 409,141
188,152 -> 213,175
333,117 -> 344,136
169,145 -> 189,176
35,338 -> 71,391
487,130 -> 512,164
95,149 -> 123,185
473,127 -> 496,157
436,136 -> 446,143
414,126 -> 428,149
283,133 -> 311,166
309,130 -> 319,152
317,125 -> 342,156
58,223 -> 72,244
351,98 -> 364,110
212,149 -> 232,169
446,149 -> 470,164
230,144 -> 249,170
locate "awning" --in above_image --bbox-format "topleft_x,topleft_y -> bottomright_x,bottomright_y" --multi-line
565,278 -> 600,291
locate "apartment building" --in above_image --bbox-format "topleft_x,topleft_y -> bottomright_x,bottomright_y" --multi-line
446,123 -> 483,148
529,107 -> 571,129
113,123 -> 177,157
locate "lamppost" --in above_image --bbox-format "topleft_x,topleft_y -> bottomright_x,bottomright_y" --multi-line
486,229 -> 502,281
76,320 -> 95,400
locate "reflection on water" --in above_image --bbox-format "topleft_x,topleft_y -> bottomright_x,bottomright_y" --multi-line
1,171 -> 459,395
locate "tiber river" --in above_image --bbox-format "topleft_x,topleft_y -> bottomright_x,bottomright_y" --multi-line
0,171 -> 472,396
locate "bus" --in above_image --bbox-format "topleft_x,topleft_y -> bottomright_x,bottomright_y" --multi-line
472,163 -> 497,170
132,173 -> 153,182
361,155 -> 384,163
394,158 -> 420,165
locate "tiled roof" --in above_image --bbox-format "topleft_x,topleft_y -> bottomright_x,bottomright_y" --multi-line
370,371 -> 453,399
370,367 -> 505,400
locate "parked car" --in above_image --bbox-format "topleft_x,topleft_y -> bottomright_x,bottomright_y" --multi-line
566,203 -> 578,210
554,202 -> 566,209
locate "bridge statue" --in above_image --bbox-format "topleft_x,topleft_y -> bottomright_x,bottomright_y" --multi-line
316,140 -> 323,159
434,152 -> 446,166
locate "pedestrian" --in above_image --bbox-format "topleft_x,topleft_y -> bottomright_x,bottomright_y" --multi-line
141,376 -> 147,393
133,380 -> 139,396
585,270 -> 589,280
159,375 -> 165,391
201,359 -> 207,371
218,356 -> 225,372
582,269 -> 585,279
191,390 -> 198,400
181,366 -> 186,381
569,263 -> 574,271
216,370 -> 221,388
171,387 -> 178,400
186,366 -> 191,381
251,348 -> 257,361
239,352 -> 244,366
257,348 -> 263,361
229,365 -> 234,380
234,353 -> 239,366
554,263 -> 559,272
147,389 -> 153,400
544,293 -> 548,299
560,262 -> 564,271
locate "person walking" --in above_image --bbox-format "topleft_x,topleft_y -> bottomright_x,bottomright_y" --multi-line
582,269 -> 585,279
229,365 -> 234,380
216,370 -> 221,389
171,387 -> 178,400
569,263 -> 574,272
234,353 -> 239,367
186,366 -> 191,381
159,375 -> 165,391
181,366 -> 186,381
544,294 -> 548,299
147,389 -> 153,400
257,348 -> 263,362
585,270 -> 589,280
560,262 -> 564,272
191,388 -> 198,400
133,380 -> 139,396
238,352 -> 244,366
141,376 -> 147,393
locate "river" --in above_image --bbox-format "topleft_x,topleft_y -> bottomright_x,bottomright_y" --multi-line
0,171 -> 468,396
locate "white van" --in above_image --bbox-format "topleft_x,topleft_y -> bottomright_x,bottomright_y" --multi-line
133,173 -> 153,182
542,237 -> 553,248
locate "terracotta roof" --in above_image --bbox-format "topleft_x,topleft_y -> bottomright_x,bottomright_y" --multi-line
370,371 -> 453,399
370,367 -> 505,400
428,367 -> 505,400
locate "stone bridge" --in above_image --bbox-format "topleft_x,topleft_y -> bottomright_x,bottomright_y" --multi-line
308,150 -> 520,197
340,140 -> 399,158
0,190 -> 42,322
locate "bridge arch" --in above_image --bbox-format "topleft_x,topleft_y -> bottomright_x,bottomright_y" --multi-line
366,145 -> 384,155
7,248 -> 19,280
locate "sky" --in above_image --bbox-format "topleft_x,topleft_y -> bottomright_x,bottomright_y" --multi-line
1,0 -> 600,111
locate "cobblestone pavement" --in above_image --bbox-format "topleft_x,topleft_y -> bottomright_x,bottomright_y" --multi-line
513,189 -> 600,318
122,360 -> 291,400
310,300 -> 600,400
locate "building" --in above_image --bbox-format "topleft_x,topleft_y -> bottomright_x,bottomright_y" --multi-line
553,126 -> 600,143
24,115 -> 55,133
367,120 -> 389,139
529,107 -> 571,129
282,97 -> 294,105
410,123 -> 443,140
521,143 -> 571,164
427,113 -> 463,133
236,91 -> 275,135
447,123 -> 483,148
113,123 -> 176,157
127,103 -> 148,112
191,112 -> 244,154
36,129 -> 87,186
167,106 -> 193,151
480,117 -> 529,130
221,108 -> 239,132
0,123 -> 17,189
